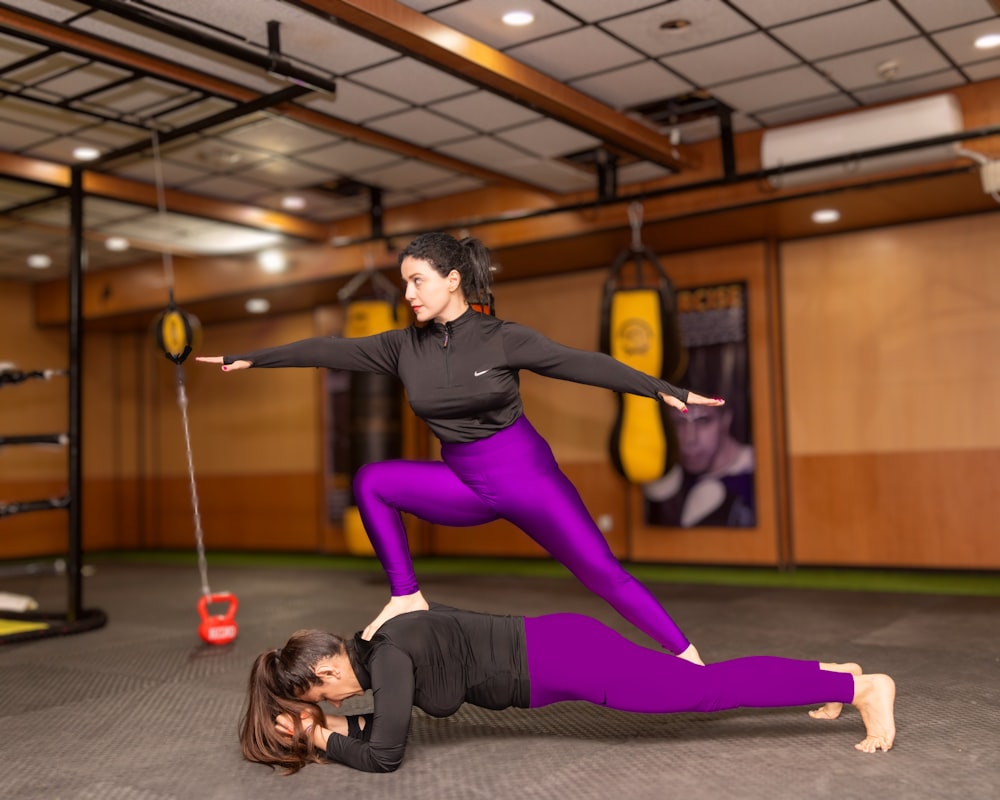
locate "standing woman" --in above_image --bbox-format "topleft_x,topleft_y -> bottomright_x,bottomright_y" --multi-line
197,232 -> 724,663
239,604 -> 897,774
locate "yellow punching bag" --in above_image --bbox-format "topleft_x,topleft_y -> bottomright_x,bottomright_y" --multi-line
341,298 -> 407,556
600,231 -> 685,484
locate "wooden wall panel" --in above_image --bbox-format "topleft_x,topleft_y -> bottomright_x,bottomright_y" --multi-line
791,451 -> 1000,568
782,211 -> 1000,568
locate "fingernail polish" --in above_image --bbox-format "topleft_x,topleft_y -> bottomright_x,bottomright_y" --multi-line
681,407 -> 688,414
222,366 -> 229,371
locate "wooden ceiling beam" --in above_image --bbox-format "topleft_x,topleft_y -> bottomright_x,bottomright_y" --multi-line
299,0 -> 689,171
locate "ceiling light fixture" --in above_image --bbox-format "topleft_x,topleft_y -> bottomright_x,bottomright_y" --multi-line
105,236 -> 130,252
245,298 -> 271,314
281,195 -> 306,211
812,209 -> 841,224
27,254 -> 52,269
72,146 -> 101,161
258,248 -> 287,274
660,18 -> 692,31
974,33 -> 1000,49
502,11 -> 535,26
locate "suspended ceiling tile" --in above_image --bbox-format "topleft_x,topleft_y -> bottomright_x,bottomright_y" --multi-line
0,96 -> 96,133
110,157 -> 210,188
237,155 -> 339,189
253,188 -> 349,220
495,158 -> 595,193
617,161 -> 673,185
0,31 -> 47,67
381,188 -> 423,209
851,69 -> 966,105
0,178 -> 57,210
178,174 -> 273,202
770,1 -> 920,61
664,33 -> 799,87
216,117 -> 340,156
0,119 -> 58,151
817,38 -> 953,91
430,0 -> 579,50
34,62 -> 132,98
155,98 -> 238,129
4,52 -> 87,86
79,78 -> 201,118
80,197 -> 151,226
570,60 -> 693,110
77,120 -> 155,149
934,19 -> 1000,65
106,212 -> 284,254
710,64 -> 839,114
726,0 -> 861,27
301,80 -> 409,124
157,138 -> 272,171
894,0 -> 999,31
754,94 -> 857,127
547,0 -> 668,24
365,108 -> 477,148
10,0 -> 88,21
357,159 -> 459,191
12,200 -> 73,227
506,26 -> 643,82
295,140 -> 401,174
429,91 -> 540,133
965,58 -> 1000,81
73,13 -> 284,94
25,135 -> 120,163
415,174 -> 485,199
350,57 -> 475,105
601,0 -> 756,59
496,118 -> 601,159
436,136 -> 532,170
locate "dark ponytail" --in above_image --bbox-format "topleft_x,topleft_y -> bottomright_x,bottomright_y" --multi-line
239,630 -> 346,774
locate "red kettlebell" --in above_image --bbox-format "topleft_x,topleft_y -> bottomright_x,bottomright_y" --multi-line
197,591 -> 239,645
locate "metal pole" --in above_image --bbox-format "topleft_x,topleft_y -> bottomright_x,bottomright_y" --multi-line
67,166 -> 85,622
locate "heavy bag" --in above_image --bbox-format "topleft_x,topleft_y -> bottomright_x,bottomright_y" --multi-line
342,299 -> 406,556
599,246 -> 685,484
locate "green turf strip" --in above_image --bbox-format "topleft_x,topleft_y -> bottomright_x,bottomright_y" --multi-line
82,551 -> 1000,597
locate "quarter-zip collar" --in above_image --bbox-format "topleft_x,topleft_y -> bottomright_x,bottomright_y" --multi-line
432,305 -> 477,348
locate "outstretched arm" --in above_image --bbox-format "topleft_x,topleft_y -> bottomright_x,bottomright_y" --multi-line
194,332 -> 405,374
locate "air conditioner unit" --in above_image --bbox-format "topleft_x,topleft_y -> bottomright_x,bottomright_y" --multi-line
760,94 -> 964,187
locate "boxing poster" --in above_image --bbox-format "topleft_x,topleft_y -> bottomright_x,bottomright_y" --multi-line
642,282 -> 756,528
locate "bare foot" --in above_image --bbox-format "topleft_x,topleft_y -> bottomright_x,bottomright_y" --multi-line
810,662 -> 862,719
677,643 -> 704,666
852,673 -> 896,753
362,591 -> 429,640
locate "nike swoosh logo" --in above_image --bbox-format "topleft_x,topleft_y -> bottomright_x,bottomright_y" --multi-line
474,369 -> 491,377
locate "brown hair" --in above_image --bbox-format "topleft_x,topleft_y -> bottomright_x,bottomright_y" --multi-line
238,629 -> 346,774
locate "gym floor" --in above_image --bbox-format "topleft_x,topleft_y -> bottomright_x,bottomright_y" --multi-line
1,556 -> 997,800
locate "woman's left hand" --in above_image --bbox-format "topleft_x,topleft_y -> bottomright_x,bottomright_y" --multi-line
658,391 -> 725,414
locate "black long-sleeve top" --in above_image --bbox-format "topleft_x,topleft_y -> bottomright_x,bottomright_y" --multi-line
327,604 -> 529,772
225,307 -> 688,443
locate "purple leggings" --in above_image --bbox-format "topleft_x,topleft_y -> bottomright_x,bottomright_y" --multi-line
525,614 -> 855,711
354,416 -> 691,653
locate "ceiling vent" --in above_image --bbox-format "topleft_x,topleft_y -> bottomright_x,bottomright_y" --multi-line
760,93 -> 963,187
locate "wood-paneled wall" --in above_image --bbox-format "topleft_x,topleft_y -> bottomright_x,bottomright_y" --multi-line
782,212 -> 1000,568
3,208 -> 999,570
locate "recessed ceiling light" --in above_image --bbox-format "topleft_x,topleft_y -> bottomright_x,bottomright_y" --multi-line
258,248 -> 287,274
72,146 -> 101,161
27,254 -> 52,269
502,10 -> 534,26
660,18 -> 691,30
105,236 -> 130,252
245,298 -> 271,314
974,33 -> 1000,49
281,195 -> 306,211
812,208 -> 841,224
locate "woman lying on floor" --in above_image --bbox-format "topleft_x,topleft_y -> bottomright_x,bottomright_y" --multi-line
240,603 -> 896,774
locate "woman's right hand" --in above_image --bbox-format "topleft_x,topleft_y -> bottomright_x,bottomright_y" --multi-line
194,356 -> 252,371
